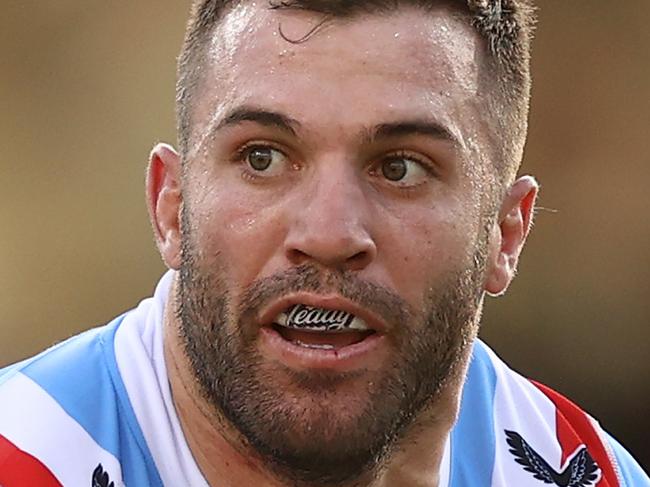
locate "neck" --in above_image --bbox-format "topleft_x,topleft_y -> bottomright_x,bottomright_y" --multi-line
163,278 -> 464,487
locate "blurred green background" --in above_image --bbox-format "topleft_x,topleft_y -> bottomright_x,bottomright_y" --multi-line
1,0 -> 648,472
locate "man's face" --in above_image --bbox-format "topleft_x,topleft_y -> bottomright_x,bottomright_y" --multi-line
177,4 -> 495,485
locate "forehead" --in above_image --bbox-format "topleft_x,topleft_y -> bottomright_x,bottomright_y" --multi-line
213,3 -> 477,72
188,3 -> 486,164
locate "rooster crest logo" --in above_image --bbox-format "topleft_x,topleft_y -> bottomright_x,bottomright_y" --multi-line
505,430 -> 602,487
92,463 -> 115,487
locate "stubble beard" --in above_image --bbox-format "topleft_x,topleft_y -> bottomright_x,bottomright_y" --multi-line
177,221 -> 488,487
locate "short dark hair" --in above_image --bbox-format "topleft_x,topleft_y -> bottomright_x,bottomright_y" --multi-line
176,0 -> 536,184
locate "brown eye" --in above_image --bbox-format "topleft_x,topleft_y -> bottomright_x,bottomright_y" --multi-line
381,158 -> 408,181
240,145 -> 290,178
247,147 -> 274,171
375,153 -> 431,188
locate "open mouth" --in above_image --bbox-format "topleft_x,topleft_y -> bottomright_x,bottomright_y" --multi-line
270,304 -> 377,351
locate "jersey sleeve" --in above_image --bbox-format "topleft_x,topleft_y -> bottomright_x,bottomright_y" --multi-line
0,434 -> 63,487
604,433 -> 650,487
532,380 -> 650,487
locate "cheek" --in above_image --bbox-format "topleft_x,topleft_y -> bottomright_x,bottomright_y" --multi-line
378,206 -> 475,305
190,185 -> 288,286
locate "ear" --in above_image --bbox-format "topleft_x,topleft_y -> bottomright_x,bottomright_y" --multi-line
146,143 -> 182,270
484,176 -> 539,296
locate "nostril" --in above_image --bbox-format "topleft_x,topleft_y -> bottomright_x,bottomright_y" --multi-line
346,250 -> 372,270
286,248 -> 310,265
286,246 -> 374,270
284,229 -> 377,270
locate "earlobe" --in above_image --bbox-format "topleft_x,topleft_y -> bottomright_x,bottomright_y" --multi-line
485,176 -> 539,296
146,143 -> 183,270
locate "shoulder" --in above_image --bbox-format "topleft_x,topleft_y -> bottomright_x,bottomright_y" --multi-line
0,320 -> 125,486
448,339 -> 649,487
0,316 -> 162,487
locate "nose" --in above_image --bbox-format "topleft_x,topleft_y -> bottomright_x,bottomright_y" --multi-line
284,162 -> 377,271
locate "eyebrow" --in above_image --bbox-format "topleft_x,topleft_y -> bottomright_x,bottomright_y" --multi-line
214,106 -> 301,136
210,106 -> 459,149
367,120 -> 459,146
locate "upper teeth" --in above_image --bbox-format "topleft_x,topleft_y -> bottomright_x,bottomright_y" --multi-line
274,304 -> 369,332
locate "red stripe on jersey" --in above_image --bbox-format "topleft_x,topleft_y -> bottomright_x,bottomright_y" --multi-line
531,381 -> 620,487
0,434 -> 62,487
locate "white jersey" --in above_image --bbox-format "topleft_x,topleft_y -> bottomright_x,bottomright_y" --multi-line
0,271 -> 647,486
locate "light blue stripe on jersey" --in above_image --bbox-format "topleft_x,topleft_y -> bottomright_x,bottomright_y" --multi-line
605,433 -> 650,486
449,341 -> 498,487
18,317 -> 164,487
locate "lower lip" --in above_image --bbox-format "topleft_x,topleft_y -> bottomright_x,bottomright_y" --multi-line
258,326 -> 386,372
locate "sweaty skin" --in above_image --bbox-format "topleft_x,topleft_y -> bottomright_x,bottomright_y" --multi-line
148,4 -> 538,487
